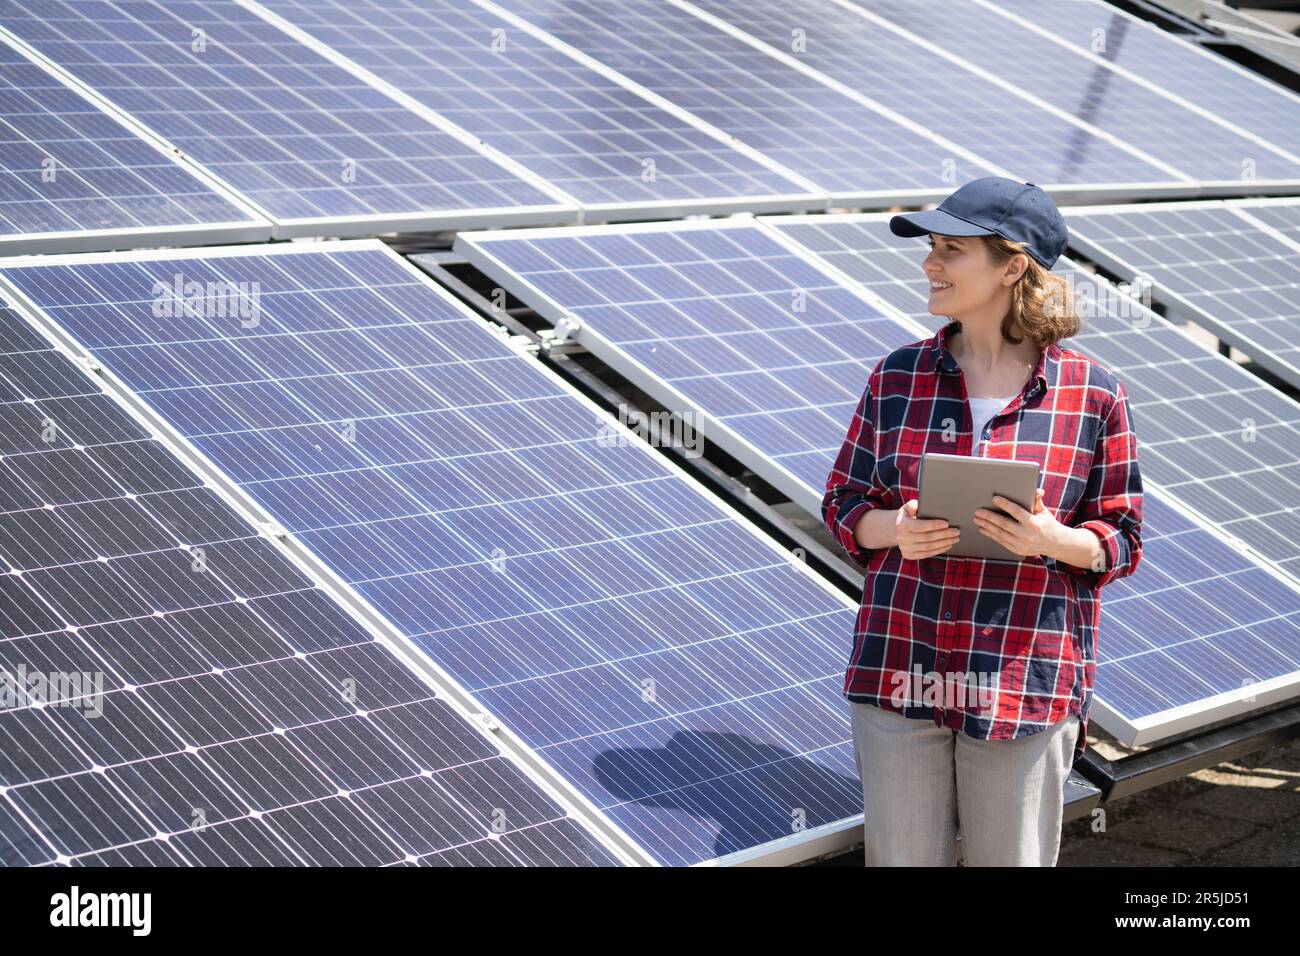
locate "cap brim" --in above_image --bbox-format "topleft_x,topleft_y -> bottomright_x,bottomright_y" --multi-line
889,209 -> 997,239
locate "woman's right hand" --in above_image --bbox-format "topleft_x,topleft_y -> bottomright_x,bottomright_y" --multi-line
894,499 -> 961,560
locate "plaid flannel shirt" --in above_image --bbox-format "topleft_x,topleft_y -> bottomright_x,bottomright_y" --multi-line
823,320 -> 1143,765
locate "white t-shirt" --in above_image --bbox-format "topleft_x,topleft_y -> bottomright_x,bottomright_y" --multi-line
968,393 -> 1019,453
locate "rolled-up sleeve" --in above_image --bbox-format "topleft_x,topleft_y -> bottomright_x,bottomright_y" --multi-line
822,369 -> 892,571
1054,380 -> 1143,589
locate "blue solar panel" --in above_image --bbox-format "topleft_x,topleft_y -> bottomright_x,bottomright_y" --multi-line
673,0 -> 1185,191
253,0 -> 817,214
842,0 -> 1300,185
0,301 -> 620,867
1,0 -> 570,231
0,37 -> 266,249
988,0 -> 1300,161
481,0 -> 992,198
0,243 -> 864,865
454,221 -> 919,513
1066,202 -> 1300,393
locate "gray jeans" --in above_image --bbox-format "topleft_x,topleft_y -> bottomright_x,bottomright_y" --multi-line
848,700 -> 1080,866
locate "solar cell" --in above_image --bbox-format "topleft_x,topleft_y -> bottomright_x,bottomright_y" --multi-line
0,299 -> 622,867
1065,200 -> 1300,393
0,0 -> 575,234
249,0 -> 822,217
457,214 -> 1300,743
477,0 -> 999,201
832,0 -> 1300,188
0,241 -> 866,866
0,35 -> 267,252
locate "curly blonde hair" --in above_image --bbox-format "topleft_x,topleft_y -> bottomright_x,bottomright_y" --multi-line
979,234 -> 1079,349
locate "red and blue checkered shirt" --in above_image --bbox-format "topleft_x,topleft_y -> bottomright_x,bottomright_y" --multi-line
823,320 -> 1143,765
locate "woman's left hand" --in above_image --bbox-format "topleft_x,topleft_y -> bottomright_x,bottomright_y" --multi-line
972,489 -> 1063,560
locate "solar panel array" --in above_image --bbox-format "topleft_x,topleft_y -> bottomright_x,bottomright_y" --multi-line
0,299 -> 621,867
0,0 -> 571,233
0,35 -> 266,250
251,0 -> 817,216
0,243 -> 865,866
1065,201 -> 1300,393
456,215 -> 1300,743
839,0 -> 1300,186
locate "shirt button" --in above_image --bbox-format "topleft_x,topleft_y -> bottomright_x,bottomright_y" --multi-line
943,611 -> 952,620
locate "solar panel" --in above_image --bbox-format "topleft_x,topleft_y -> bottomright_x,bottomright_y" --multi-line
453,219 -> 921,515
839,0 -> 1300,188
248,0 -> 823,218
985,0 -> 1300,163
0,0 -> 575,234
766,214 -> 1300,587
673,0 -> 1194,196
0,301 -> 622,867
1065,200 -> 1300,393
0,241 -> 866,866
477,0 -> 996,201
0,35 -> 268,252
458,213 -> 1300,743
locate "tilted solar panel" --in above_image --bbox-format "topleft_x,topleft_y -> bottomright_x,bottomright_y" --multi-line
0,241 -> 865,866
454,219 -> 919,514
985,0 -> 1300,163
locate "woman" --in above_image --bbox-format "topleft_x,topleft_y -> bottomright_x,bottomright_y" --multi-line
822,177 -> 1143,867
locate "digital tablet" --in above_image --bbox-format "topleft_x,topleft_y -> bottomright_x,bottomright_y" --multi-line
917,452 -> 1041,561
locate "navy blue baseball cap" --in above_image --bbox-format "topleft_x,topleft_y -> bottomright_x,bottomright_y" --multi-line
889,177 -> 1069,269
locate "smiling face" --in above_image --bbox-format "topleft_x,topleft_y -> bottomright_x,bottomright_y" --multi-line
923,234 -> 1026,320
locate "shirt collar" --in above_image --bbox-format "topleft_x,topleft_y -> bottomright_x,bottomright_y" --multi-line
926,319 -> 1057,398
